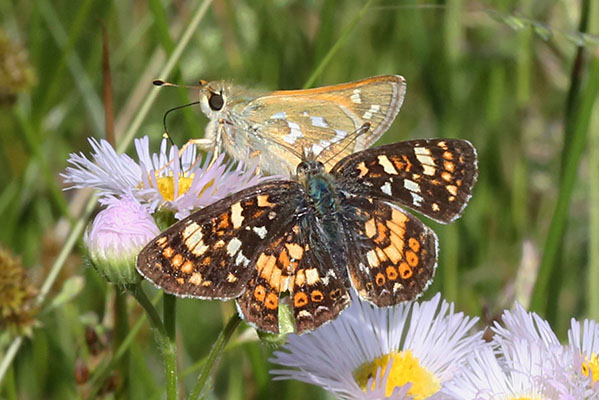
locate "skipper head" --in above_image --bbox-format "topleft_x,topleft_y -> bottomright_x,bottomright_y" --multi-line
296,159 -> 325,180
197,80 -> 229,118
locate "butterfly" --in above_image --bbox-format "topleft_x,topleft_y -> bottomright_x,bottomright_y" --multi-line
136,133 -> 477,334
181,75 -> 406,176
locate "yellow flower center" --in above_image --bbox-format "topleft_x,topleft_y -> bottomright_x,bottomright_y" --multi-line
582,352 -> 599,382
154,175 -> 195,201
353,350 -> 440,399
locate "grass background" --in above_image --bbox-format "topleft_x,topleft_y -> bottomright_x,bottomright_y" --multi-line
1,0 -> 599,398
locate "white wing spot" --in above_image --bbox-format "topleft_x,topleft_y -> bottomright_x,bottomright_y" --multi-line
362,105 -> 380,120
231,202 -> 244,228
415,147 -> 436,169
334,129 -> 347,142
350,89 -> 362,104
282,121 -> 303,144
305,268 -> 319,285
183,223 -> 208,256
381,181 -> 392,196
312,144 -> 325,155
310,116 -> 328,128
411,192 -> 424,207
236,251 -> 250,266
253,226 -> 268,239
414,147 -> 432,155
270,111 -> 287,119
227,237 -> 242,256
422,164 -> 436,176
319,140 -> 331,148
377,155 -> 398,175
404,179 -> 421,193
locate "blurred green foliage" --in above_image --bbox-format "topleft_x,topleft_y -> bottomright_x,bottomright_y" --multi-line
1,0 -> 598,398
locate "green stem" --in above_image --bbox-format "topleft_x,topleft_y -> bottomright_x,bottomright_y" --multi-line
87,293 -> 160,399
2,363 -> 17,400
0,337 -> 23,389
163,294 -> 177,343
589,92 -> 599,319
531,51 -> 599,312
163,294 -> 178,397
114,288 -> 130,397
586,0 -> 599,320
188,313 -> 242,400
303,0 -> 374,89
128,285 -> 177,400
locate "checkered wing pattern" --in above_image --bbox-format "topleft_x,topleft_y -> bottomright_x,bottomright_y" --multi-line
236,221 -> 351,333
136,181 -> 302,300
331,139 -> 478,223
344,197 -> 438,306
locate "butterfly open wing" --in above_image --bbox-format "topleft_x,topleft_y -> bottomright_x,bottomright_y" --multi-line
235,75 -> 406,172
331,139 -> 478,223
136,181 -> 302,300
343,198 -> 438,306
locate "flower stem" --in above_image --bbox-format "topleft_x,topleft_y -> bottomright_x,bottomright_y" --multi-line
163,293 -> 178,396
128,285 -> 177,400
86,292 -> 160,399
163,294 -> 177,343
188,313 -> 242,400
113,288 -> 130,396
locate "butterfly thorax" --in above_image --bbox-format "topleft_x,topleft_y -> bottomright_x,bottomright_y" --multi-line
296,160 -> 349,267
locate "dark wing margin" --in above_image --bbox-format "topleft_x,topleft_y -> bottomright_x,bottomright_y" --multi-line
331,139 -> 478,223
136,181 -> 302,300
344,198 -> 438,306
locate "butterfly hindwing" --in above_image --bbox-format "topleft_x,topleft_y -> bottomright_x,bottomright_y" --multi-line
236,221 -> 351,333
344,198 -> 438,306
331,139 -> 478,223
136,181 -> 302,300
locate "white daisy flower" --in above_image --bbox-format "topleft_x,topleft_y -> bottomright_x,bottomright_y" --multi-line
270,293 -> 484,400
492,302 -> 560,348
442,339 -> 559,399
551,318 -> 599,399
445,303 -> 599,399
62,136 -> 266,219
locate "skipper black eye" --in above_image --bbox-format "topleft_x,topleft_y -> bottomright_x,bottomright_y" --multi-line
208,92 -> 224,111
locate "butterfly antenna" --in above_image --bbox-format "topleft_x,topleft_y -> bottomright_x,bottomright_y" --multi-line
153,79 -> 207,89
321,122 -> 371,166
161,101 -> 202,147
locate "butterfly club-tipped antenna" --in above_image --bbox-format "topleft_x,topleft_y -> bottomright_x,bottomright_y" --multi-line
320,122 -> 372,166
153,79 -> 207,145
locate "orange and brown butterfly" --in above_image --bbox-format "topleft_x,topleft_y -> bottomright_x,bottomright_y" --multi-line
159,75 -> 406,176
136,135 -> 478,334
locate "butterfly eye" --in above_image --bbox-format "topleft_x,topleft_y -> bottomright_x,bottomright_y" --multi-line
208,91 -> 224,111
296,162 -> 309,174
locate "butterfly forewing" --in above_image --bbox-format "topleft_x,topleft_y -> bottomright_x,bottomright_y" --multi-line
344,198 -> 438,306
331,139 -> 478,223
235,75 -> 406,173
136,181 -> 302,299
